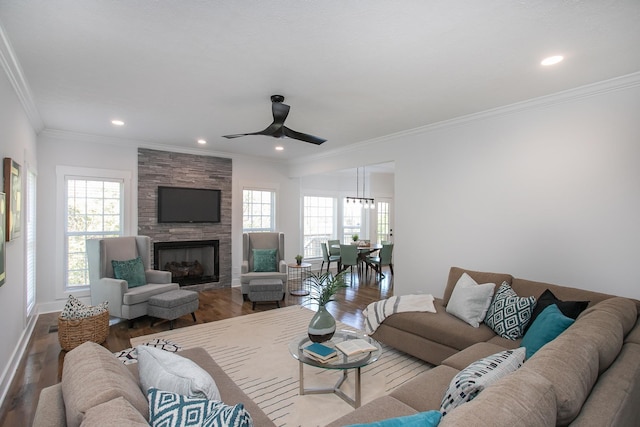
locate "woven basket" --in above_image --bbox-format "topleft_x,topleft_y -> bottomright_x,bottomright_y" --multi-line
58,310 -> 110,351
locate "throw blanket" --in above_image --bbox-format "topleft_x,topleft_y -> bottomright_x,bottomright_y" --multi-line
363,294 -> 437,334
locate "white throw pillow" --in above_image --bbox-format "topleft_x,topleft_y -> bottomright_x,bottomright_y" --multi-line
446,272 -> 495,327
137,345 -> 221,401
440,347 -> 526,416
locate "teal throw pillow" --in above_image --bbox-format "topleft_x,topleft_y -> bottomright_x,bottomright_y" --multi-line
346,410 -> 442,427
112,257 -> 147,288
521,304 -> 574,359
147,388 -> 253,427
253,248 -> 277,272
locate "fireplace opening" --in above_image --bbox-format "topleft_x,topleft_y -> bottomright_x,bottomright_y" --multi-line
154,240 -> 219,286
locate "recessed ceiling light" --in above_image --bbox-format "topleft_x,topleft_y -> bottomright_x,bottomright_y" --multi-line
275,146 -> 284,151
197,139 -> 207,145
541,55 -> 564,66
111,119 -> 125,126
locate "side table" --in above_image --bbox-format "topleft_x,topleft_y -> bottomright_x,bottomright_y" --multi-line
288,262 -> 312,296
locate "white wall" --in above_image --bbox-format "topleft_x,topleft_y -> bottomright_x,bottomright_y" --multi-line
291,76 -> 640,300
0,68 -> 38,400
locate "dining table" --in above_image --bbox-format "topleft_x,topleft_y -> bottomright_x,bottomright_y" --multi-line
331,243 -> 382,278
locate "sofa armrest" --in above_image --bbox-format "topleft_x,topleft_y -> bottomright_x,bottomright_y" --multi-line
145,269 -> 171,284
278,260 -> 287,274
241,260 -> 249,274
33,384 -> 66,427
91,277 -> 128,318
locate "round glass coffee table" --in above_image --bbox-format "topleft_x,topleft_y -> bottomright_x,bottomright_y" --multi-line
288,330 -> 382,408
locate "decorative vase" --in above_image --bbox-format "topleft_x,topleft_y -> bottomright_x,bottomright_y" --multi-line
308,305 -> 336,343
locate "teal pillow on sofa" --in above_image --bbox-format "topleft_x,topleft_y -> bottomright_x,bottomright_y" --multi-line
253,248 -> 277,272
347,410 -> 442,427
112,257 -> 147,288
521,304 -> 574,359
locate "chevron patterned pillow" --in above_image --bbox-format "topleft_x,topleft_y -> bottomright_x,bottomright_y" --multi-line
484,282 -> 537,340
147,388 -> 253,427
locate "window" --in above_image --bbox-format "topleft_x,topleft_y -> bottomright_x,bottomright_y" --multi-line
377,201 -> 390,243
303,196 -> 335,258
25,168 -> 36,315
243,189 -> 275,232
342,198 -> 362,243
65,178 -> 123,290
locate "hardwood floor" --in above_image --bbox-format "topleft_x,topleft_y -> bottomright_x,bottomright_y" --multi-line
0,269 -> 393,427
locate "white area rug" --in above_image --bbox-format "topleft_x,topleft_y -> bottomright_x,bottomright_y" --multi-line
131,305 -> 432,427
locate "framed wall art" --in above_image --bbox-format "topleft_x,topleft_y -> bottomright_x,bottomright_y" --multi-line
0,192 -> 5,286
4,157 -> 22,241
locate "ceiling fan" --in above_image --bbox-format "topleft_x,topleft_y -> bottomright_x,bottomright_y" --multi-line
223,95 -> 326,145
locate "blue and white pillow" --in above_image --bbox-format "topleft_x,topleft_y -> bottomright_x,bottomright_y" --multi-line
440,347 -> 526,416
60,294 -> 108,319
484,282 -> 536,340
147,388 -> 253,427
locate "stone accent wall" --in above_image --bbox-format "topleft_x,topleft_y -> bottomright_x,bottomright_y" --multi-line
138,148 -> 232,289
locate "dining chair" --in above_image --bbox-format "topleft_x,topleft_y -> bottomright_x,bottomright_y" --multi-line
320,242 -> 341,273
339,244 -> 359,284
327,239 -> 341,257
367,243 -> 394,284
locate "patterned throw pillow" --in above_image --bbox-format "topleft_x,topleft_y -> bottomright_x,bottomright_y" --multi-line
440,347 -> 526,416
112,257 -> 147,288
113,339 -> 182,365
252,249 -> 277,272
484,282 -> 537,340
60,295 -> 108,319
147,388 -> 253,427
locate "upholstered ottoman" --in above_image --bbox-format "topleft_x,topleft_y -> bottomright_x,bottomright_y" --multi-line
148,289 -> 199,329
248,279 -> 284,310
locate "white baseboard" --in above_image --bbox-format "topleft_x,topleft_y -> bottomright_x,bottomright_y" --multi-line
0,313 -> 38,411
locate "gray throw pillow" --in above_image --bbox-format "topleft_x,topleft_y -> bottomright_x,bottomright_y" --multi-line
446,272 -> 495,328
137,345 -> 221,401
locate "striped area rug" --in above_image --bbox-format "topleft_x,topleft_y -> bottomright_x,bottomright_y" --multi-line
131,305 -> 432,426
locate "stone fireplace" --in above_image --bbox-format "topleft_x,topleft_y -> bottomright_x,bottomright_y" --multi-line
154,240 -> 220,286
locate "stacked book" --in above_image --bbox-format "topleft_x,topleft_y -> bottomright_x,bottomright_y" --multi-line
303,342 -> 338,363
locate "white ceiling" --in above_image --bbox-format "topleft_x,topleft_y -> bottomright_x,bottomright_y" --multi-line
1,1 -> 639,161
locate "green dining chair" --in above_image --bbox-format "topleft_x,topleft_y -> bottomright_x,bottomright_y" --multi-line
320,242 -> 341,273
367,243 -> 394,284
339,244 -> 359,284
327,239 -> 341,256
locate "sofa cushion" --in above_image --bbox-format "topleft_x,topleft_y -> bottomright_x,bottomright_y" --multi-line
625,318 -> 640,345
523,289 -> 588,334
441,342 -> 509,371
521,304 -> 574,359
147,388 -> 253,427
112,257 -> 147,288
345,411 -> 442,427
443,267 -> 512,306
325,396 -> 419,427
61,342 -> 149,427
440,347 -> 526,416
439,367 -> 556,427
579,297 -> 638,336
382,299 -> 496,351
122,282 -> 180,305
524,331 -> 599,425
252,248 -> 278,272
445,273 -> 495,328
137,345 -> 221,400
484,282 -> 536,340
569,343 -> 640,427
389,365 -> 459,412
81,397 -> 149,426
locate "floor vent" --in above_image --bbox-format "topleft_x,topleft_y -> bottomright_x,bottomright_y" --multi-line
48,325 -> 58,333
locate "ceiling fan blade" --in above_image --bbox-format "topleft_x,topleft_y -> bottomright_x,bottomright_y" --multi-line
283,126 -> 326,145
272,101 -> 290,124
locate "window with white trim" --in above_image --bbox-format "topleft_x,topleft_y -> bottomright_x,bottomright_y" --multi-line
377,201 -> 390,243
243,189 -> 275,232
342,198 -> 362,243
303,196 -> 335,258
65,177 -> 123,290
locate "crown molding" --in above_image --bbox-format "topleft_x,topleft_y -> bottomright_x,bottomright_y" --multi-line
291,71 -> 640,166
0,21 -> 44,132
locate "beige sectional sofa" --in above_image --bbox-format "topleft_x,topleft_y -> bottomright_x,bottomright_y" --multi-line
328,267 -> 640,426
32,342 -> 275,427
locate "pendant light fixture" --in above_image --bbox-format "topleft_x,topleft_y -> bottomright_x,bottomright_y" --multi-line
346,166 -> 374,208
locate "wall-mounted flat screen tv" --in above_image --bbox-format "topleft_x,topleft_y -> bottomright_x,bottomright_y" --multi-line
157,186 -> 221,223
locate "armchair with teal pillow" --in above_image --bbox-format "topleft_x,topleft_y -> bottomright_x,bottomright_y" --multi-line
240,232 -> 287,300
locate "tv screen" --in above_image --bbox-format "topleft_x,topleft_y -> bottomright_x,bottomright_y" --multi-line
157,186 -> 221,223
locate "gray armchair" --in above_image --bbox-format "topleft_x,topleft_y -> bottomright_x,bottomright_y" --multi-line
87,236 -> 179,323
240,232 -> 287,300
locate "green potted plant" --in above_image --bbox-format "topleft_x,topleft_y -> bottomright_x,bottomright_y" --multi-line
351,234 -> 359,244
304,270 -> 348,342
295,254 -> 303,265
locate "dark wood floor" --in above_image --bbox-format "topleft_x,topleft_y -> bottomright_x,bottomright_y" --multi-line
0,269 -> 393,427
